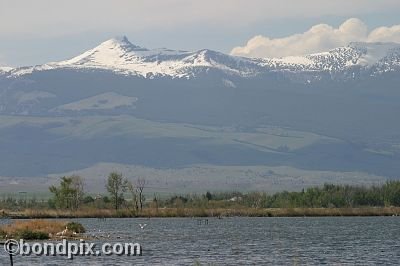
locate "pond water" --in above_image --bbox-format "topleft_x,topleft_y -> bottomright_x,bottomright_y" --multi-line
1,217 -> 400,265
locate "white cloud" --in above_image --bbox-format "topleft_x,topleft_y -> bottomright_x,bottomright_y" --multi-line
231,18 -> 400,58
368,25 -> 400,43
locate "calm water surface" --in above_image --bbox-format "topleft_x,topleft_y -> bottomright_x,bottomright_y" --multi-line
1,217 -> 399,265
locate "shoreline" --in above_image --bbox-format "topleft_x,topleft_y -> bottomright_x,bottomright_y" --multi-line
2,207 -> 400,219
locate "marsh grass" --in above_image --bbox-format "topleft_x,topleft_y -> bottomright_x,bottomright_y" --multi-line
0,220 -> 65,240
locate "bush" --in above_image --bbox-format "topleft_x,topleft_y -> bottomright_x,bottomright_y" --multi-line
15,229 -> 49,240
83,195 -> 95,204
66,222 -> 85,233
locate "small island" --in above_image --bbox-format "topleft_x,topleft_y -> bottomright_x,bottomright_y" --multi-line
0,220 -> 86,240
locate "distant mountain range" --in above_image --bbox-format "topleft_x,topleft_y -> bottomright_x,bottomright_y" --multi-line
3,36 -> 400,80
0,37 -> 399,193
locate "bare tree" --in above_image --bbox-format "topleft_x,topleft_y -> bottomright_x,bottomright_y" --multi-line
152,193 -> 160,212
136,178 -> 146,211
71,175 -> 85,210
127,181 -> 139,214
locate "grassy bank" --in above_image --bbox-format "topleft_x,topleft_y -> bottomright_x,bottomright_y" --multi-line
2,207 -> 400,219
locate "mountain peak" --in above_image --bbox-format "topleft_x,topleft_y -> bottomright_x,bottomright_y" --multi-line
98,36 -> 147,52
112,35 -> 130,44
50,36 -> 256,78
54,36 -> 150,68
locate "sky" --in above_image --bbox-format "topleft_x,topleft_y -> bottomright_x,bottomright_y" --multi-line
1,0 -> 400,66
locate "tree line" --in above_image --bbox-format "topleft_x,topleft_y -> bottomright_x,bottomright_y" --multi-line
198,182 -> 400,208
43,179 -> 400,210
1,175 -> 400,211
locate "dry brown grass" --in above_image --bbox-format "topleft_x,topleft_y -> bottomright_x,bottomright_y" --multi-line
19,208 -> 119,218
1,220 -> 67,236
4,206 -> 400,219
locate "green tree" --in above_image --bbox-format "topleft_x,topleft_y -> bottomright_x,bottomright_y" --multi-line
106,172 -> 128,210
49,176 -> 84,209
205,191 -> 212,201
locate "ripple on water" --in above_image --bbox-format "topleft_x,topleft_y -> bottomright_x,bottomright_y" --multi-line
0,217 -> 399,265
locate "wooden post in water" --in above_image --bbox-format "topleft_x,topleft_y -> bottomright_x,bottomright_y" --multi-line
1,241 -> 14,266
9,251 -> 13,266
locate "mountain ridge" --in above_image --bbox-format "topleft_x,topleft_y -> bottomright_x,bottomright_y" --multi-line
5,36 -> 400,80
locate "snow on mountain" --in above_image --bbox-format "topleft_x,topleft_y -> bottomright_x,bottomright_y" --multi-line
7,36 -> 400,79
32,36 -> 260,78
0,66 -> 13,73
261,42 -> 400,73
350,42 -> 400,66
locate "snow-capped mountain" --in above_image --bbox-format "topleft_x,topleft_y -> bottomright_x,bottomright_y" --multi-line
1,36 -> 400,185
0,66 -> 13,74
8,36 -> 400,80
263,42 -> 400,73
11,36 -> 262,78
2,36 -> 400,117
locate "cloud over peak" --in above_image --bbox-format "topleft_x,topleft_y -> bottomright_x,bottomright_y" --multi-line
231,18 -> 400,58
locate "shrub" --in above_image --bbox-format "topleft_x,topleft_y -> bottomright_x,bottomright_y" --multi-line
66,222 -> 85,233
83,195 -> 95,204
14,229 -> 49,240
